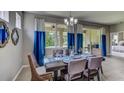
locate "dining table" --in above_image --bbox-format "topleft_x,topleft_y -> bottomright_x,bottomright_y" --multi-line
44,53 -> 95,81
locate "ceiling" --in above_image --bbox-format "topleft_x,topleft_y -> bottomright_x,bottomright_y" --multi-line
27,11 -> 124,25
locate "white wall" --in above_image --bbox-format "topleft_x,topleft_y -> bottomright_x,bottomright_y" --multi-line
0,11 -> 23,80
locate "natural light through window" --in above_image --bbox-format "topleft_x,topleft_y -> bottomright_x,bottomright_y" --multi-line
45,22 -> 67,48
0,11 -> 9,22
16,12 -> 21,29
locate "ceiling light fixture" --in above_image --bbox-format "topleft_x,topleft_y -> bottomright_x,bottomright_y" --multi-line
64,11 -> 78,26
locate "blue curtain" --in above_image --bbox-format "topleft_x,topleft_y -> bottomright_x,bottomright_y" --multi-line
101,34 -> 106,56
77,33 -> 83,52
33,31 -> 45,66
67,33 -> 75,49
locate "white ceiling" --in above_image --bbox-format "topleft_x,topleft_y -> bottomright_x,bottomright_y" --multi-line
27,11 -> 124,25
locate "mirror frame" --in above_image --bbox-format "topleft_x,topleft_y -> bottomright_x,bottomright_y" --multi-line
0,21 -> 10,48
11,28 -> 19,46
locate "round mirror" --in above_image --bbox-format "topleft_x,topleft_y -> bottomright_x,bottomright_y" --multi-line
0,21 -> 9,48
11,28 -> 19,45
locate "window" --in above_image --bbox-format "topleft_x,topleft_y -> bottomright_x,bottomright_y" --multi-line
46,31 -> 56,47
57,24 -> 67,47
45,22 -> 67,48
45,23 -> 56,47
112,33 -> 118,46
82,27 -> 102,52
16,12 -> 21,29
63,32 -> 67,47
0,11 -> 9,22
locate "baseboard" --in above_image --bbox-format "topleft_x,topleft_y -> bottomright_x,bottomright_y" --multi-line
12,65 -> 29,81
23,65 -> 29,68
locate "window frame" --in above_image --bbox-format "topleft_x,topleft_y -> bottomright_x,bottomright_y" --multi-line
45,22 -> 67,48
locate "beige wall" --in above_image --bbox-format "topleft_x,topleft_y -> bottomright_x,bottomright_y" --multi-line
0,11 -> 23,80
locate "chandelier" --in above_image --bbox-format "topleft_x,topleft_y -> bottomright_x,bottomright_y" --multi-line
64,11 -> 78,26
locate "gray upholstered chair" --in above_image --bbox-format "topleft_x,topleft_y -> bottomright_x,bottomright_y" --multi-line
83,56 -> 103,81
91,48 -> 104,74
92,48 -> 102,57
64,49 -> 70,56
53,49 -> 63,57
64,59 -> 87,81
27,54 -> 53,81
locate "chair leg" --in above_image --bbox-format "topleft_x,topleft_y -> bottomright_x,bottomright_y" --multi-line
88,70 -> 90,81
88,76 -> 90,81
81,72 -> 85,80
101,66 -> 103,74
97,71 -> 100,81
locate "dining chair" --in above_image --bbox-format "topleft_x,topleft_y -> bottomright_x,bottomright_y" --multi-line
77,48 -> 83,54
91,48 -> 104,74
53,49 -> 63,57
64,59 -> 87,81
27,54 -> 53,81
64,49 -> 70,56
92,48 -> 102,57
83,56 -> 103,81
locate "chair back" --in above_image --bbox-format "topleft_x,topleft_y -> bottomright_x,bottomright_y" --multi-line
77,48 -> 83,54
53,49 -> 63,57
28,54 -> 53,81
68,59 -> 86,75
92,48 -> 102,56
64,49 -> 70,56
88,57 -> 103,70
27,54 -> 40,80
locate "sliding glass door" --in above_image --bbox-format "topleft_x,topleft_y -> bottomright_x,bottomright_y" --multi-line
83,27 -> 102,53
